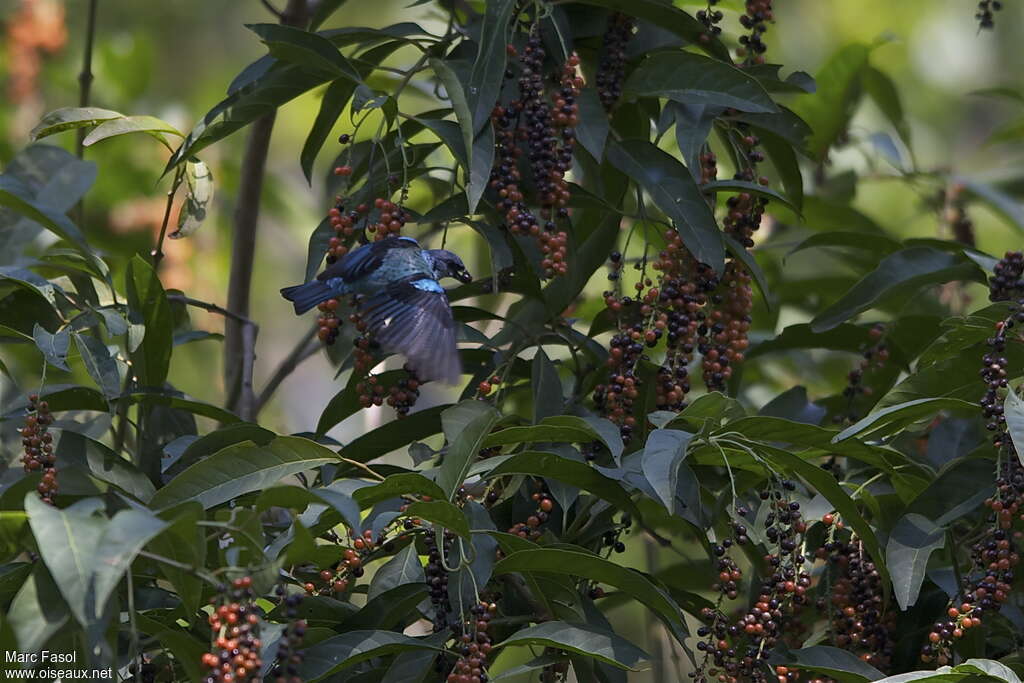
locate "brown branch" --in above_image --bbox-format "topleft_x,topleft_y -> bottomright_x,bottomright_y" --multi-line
254,323 -> 318,413
224,0 -> 308,419
167,293 -> 257,327
152,168 -> 184,269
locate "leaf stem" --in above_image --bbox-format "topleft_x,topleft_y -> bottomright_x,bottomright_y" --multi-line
151,167 -> 185,269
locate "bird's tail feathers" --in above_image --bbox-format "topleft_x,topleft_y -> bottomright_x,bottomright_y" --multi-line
280,281 -> 336,315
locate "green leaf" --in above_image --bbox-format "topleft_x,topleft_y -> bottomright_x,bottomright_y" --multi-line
58,430 -> 156,502
576,88 -> 609,161
309,0 -> 348,30
248,23 -> 359,79
958,176 -> 1024,235
353,473 -> 446,508
29,107 -> 124,140
494,548 -> 687,641
169,158 -> 214,239
32,323 -> 70,371
437,401 -> 500,499
532,349 -> 562,422
126,255 -> 172,388
862,66 -> 911,152
301,630 -> 439,682
702,179 -> 799,214
571,0 -> 729,60
787,231 -> 901,259
24,496 -> 105,627
72,333 -> 121,398
134,612 -> 206,682
149,503 -> 206,621
810,248 -> 985,332
781,645 -> 884,682
1005,388 -> 1024,467
91,508 -> 168,618
151,436 -> 337,510
834,397 -> 977,443
128,391 -> 240,424
431,57 -> 477,204
317,368 -> 406,436
341,404 -> 449,463
468,123 -> 496,215
301,78 -> 357,182
401,501 -> 471,539
607,139 -> 723,272
367,542 -> 423,601
886,513 -> 944,611
641,429 -> 693,514
624,51 -> 778,114
82,115 -> 182,148
467,0 -> 516,131
7,566 -> 69,654
791,43 -> 871,161
481,451 -> 639,517
496,621 -> 648,670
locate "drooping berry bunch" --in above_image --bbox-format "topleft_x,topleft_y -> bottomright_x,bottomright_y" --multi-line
595,12 -> 635,110
824,539 -> 895,671
301,528 -> 374,596
385,368 -> 422,417
201,577 -> 262,683
977,0 -> 1004,29
701,261 -> 752,393
507,481 -> 554,541
699,149 -> 718,185
988,251 -> 1024,303
425,528 -> 456,632
475,374 -> 503,399
700,483 -> 810,682
269,588 -> 305,683
697,0 -> 724,43
737,0 -> 774,66
692,517 -> 748,683
835,323 -> 889,424
20,394 -> 56,504
593,310 -> 646,442
445,602 -> 495,683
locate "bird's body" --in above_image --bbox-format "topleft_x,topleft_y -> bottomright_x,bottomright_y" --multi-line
281,237 -> 471,384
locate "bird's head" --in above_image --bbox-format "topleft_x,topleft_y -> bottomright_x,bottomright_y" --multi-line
426,249 -> 472,284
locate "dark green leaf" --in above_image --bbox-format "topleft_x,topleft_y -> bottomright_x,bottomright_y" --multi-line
780,646 -> 883,682
436,401 -> 499,499
301,630 -> 439,682
886,513 -> 944,610
834,397 -> 977,443
342,404 -> 449,463
82,115 -> 182,148
367,542 -> 423,600
58,431 -> 156,502
702,179 -> 798,214
309,0 -> 348,30
624,51 -> 777,114
7,566 -> 69,654
494,548 -> 686,642
532,349 -> 562,422
467,0 -> 516,131
641,429 -> 693,514
126,255 -> 172,388
29,107 -> 124,140
810,248 -> 985,332
72,333 -> 121,398
354,473 -> 446,508
401,501 -> 471,539
431,57 -> 477,203
791,43 -> 871,161
32,323 -> 70,371
862,66 -> 911,152
468,123 -> 495,214
91,507 -> 168,618
151,436 -> 337,510
607,139 -> 723,273
1005,389 -> 1024,467
576,88 -> 609,162
571,0 -> 729,60
301,78 -> 357,182
497,622 -> 648,670
248,23 -> 360,79
481,451 -> 639,517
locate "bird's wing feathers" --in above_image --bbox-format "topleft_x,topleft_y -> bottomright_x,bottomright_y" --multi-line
317,236 -> 420,283
361,275 -> 461,384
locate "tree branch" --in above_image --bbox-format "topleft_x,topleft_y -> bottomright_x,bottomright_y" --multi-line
75,0 -> 98,159
223,0 -> 308,419
167,293 -> 258,327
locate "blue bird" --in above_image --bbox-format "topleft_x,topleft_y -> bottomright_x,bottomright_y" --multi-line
281,236 -> 472,384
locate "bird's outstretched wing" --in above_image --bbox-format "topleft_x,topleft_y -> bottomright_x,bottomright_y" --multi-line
360,275 -> 461,384
317,236 -> 420,284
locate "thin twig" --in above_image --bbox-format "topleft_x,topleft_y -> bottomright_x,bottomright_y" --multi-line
238,322 -> 259,421
338,456 -> 386,481
152,167 -> 184,269
167,293 -> 258,326
255,324 -> 318,413
260,0 -> 284,18
75,0 -> 98,159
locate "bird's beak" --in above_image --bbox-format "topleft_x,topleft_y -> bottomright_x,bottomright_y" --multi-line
456,269 -> 473,284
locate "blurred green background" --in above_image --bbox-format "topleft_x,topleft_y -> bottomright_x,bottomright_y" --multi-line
2,1 -> 1023,678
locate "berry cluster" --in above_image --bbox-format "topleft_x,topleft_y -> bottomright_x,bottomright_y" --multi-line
695,484 -> 810,682
595,12 -> 635,110
507,483 -> 555,541
269,588 -> 305,683
593,312 -> 646,442
988,251 -> 1024,303
737,0 -> 774,66
977,0 -> 1003,29
699,149 -> 718,185
201,577 -> 262,683
700,262 -> 752,393
475,374 -> 503,398
425,529 -> 456,632
835,324 -> 888,424
20,394 -> 56,503
824,540 -> 895,671
696,1 -> 724,43
446,602 -> 495,683
302,528 -> 374,595
489,35 -> 577,278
